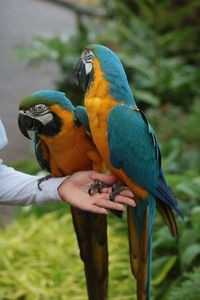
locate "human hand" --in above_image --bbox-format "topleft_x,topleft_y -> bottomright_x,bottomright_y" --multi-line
57,170 -> 135,214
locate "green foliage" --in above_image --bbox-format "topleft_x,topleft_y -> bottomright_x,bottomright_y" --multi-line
147,100 -> 200,202
9,159 -> 41,175
146,99 -> 200,298
0,211 -> 136,300
102,0 -> 200,107
167,267 -> 200,300
13,0 -> 200,108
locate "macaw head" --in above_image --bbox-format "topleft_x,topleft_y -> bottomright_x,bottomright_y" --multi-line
74,44 -> 135,104
18,90 -> 74,139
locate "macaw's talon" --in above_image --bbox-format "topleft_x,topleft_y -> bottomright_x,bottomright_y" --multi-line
88,180 -> 113,195
110,209 -> 123,218
109,184 -> 131,202
37,175 -> 53,191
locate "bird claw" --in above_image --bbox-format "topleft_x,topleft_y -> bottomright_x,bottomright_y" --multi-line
88,180 -> 113,195
109,184 -> 131,202
37,175 -> 53,191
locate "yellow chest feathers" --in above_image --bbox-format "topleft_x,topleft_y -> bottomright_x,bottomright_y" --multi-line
38,105 -> 95,175
84,59 -> 118,128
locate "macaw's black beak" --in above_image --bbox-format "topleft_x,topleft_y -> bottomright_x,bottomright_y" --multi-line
74,58 -> 86,86
18,113 -> 43,139
74,58 -> 94,92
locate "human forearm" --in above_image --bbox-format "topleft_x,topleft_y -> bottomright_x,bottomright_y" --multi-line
0,161 -> 65,206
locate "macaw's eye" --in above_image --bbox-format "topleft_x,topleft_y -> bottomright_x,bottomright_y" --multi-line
84,49 -> 91,56
82,49 -> 95,62
30,104 -> 48,115
36,104 -> 45,112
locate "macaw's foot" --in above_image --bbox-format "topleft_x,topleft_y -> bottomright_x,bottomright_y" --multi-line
109,184 -> 131,202
88,180 -> 113,195
108,184 -> 130,218
37,175 -> 53,191
109,185 -> 134,218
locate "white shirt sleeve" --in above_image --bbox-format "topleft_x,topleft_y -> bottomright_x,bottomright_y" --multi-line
0,160 -> 66,206
0,119 -> 8,150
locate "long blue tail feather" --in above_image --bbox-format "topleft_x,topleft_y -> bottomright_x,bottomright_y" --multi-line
146,194 -> 156,300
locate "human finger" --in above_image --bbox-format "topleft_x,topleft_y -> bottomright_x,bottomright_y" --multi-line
86,205 -> 108,214
118,189 -> 134,198
94,198 -> 125,211
114,195 -> 136,207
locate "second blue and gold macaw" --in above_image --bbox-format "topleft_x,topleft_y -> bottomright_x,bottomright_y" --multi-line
18,90 -> 108,300
75,45 -> 183,300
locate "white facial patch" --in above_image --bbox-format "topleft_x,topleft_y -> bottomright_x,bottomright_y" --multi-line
20,107 -> 53,126
34,112 -> 53,125
85,63 -> 93,75
82,49 -> 95,75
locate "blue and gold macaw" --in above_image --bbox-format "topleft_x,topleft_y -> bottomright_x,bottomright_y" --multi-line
75,45 -> 183,300
18,90 -> 109,300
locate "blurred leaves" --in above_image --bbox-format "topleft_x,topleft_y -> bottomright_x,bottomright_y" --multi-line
8,158 -> 41,175
0,212 -> 135,300
167,267 -> 200,300
0,213 -> 88,300
13,0 -> 200,108
191,206 -> 200,235
152,255 -> 177,286
181,244 -> 200,270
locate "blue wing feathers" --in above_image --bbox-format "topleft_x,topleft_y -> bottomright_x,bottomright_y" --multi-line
34,133 -> 50,172
75,106 -> 91,133
140,110 -> 161,162
107,104 -> 183,217
108,104 -> 158,192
